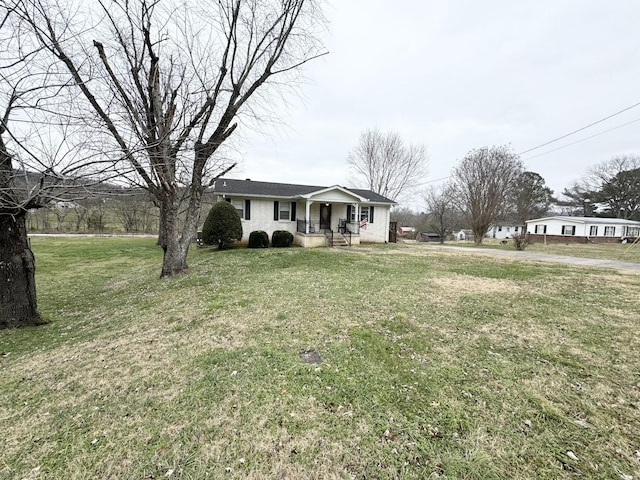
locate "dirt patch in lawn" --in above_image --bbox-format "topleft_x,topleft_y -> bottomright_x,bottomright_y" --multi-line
431,273 -> 522,296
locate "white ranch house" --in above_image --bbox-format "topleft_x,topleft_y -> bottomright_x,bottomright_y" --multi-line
211,178 -> 396,247
488,223 -> 524,239
526,216 -> 640,244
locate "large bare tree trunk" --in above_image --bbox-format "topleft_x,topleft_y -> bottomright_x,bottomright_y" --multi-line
157,177 -> 205,277
0,213 -> 41,328
158,195 -> 189,277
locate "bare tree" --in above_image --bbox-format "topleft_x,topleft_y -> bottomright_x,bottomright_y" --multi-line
12,0 -> 326,277
561,155 -> 640,218
451,145 -> 523,245
588,154 -> 640,189
1,4 -> 101,327
347,129 -> 428,202
390,207 -> 418,227
112,192 -> 156,233
423,183 -> 458,244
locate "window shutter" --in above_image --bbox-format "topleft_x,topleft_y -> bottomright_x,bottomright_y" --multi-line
290,202 -> 296,221
274,201 -> 279,221
369,206 -> 375,223
347,205 -> 352,221
245,199 -> 251,220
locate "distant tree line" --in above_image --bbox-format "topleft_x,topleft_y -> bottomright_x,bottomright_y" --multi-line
385,144 -> 640,245
25,188 -> 222,235
560,155 -> 640,220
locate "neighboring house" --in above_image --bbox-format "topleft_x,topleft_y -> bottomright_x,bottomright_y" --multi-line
417,232 -> 442,242
455,229 -> 474,241
397,226 -> 416,236
488,224 -> 524,239
211,178 -> 396,247
526,216 -> 640,244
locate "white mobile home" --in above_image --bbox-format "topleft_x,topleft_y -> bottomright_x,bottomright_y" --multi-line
526,216 -> 640,243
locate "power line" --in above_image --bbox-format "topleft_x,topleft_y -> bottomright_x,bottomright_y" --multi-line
518,101 -> 640,155
419,103 -> 640,189
523,117 -> 640,160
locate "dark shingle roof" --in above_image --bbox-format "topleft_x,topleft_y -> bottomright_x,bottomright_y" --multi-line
212,178 -> 396,204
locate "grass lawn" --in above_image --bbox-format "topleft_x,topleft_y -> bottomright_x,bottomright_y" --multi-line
445,238 -> 640,263
2,237 -> 640,479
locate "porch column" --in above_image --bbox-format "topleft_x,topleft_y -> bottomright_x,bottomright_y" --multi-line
305,200 -> 311,234
355,203 -> 360,229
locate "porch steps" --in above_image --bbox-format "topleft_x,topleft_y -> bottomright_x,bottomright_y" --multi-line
331,235 -> 350,247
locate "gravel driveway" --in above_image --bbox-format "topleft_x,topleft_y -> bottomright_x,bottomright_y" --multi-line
412,244 -> 640,273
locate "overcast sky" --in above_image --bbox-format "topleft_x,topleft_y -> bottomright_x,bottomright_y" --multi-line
231,0 -> 640,209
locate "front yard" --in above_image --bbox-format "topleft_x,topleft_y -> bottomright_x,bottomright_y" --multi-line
1,237 -> 639,479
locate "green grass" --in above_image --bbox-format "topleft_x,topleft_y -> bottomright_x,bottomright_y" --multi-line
448,238 -> 640,263
2,238 -> 640,479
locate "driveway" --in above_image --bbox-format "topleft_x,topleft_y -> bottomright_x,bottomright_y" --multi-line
414,244 -> 640,273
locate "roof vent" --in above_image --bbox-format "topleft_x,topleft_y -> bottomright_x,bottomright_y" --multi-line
245,178 -> 251,181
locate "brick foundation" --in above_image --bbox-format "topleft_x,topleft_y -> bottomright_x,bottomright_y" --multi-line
527,234 -> 621,244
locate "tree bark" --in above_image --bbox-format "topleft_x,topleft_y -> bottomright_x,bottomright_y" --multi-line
0,213 -> 42,328
158,195 -> 189,278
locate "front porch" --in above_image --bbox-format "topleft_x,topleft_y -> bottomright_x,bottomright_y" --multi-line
295,218 -> 361,247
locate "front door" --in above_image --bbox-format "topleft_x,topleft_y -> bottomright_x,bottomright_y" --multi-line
320,204 -> 332,231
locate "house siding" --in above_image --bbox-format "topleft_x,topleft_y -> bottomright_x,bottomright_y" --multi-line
210,179 -> 396,247
526,216 -> 640,244
215,197 -> 298,244
489,225 -> 522,239
212,196 -> 391,245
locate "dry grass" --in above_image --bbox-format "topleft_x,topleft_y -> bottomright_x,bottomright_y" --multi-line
446,237 -> 640,263
2,237 -> 640,479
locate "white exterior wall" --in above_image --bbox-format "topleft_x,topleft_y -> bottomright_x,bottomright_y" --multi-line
527,219 -> 587,236
241,198 -> 298,243
211,197 -> 297,244
525,218 -> 640,238
490,225 -> 521,239
360,204 -> 390,243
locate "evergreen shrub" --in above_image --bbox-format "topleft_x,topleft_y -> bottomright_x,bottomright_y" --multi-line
271,230 -> 294,248
248,230 -> 269,248
202,201 -> 243,248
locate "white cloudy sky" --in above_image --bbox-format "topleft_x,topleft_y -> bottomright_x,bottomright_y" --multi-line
232,0 -> 640,208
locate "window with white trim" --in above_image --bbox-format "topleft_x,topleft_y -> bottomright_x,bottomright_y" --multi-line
534,225 -> 547,234
231,199 -> 244,219
279,202 -> 290,220
561,225 -> 576,235
589,226 -> 598,236
360,206 -> 369,222
604,226 -> 616,236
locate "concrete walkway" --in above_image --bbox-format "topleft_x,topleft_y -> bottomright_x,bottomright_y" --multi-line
418,244 -> 640,273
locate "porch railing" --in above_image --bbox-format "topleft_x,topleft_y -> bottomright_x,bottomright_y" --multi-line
296,218 -> 360,235
325,229 -> 333,247
297,219 -> 322,234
